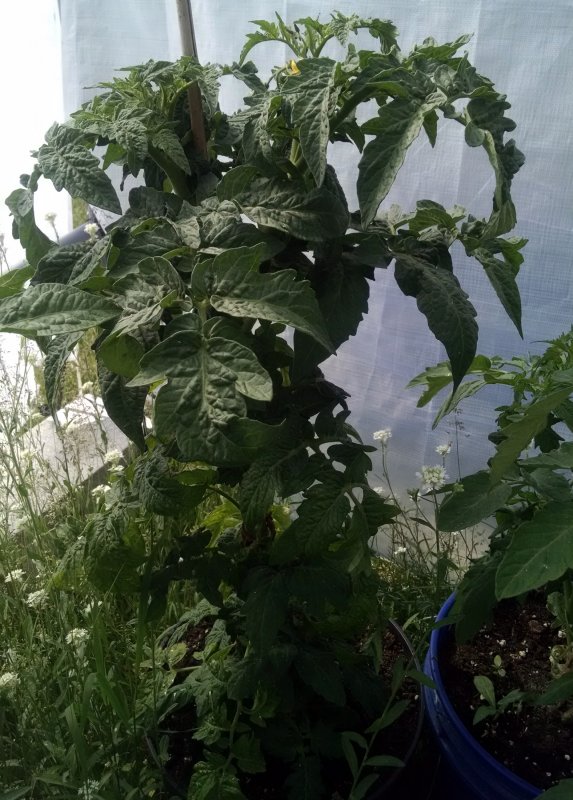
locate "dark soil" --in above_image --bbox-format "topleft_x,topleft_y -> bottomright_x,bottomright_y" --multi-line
158,623 -> 423,800
440,594 -> 573,790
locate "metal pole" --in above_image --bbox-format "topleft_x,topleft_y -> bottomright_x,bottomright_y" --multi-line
174,0 -> 208,158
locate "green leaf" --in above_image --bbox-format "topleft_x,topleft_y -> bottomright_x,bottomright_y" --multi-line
358,95 -> 445,227
364,755 -> 404,768
490,388 -> 572,482
271,471 -> 350,561
473,249 -> 522,337
536,781 -> 573,800
0,265 -> 34,297
283,58 -> 337,185
134,448 -> 205,517
295,647 -> 346,705
496,502 -> 573,598
151,127 -> 191,175
33,242 -> 90,285
131,331 -> 272,464
85,509 -> 145,593
438,471 -> 512,531
350,774 -> 378,800
218,170 -> 348,240
285,756 -> 323,800
188,761 -> 246,800
5,188 -> 53,268
528,468 -> 572,503
366,699 -> 408,733
38,123 -> 121,214
286,561 -> 349,616
474,675 -> 496,707
520,441 -> 573,469
394,251 -> 478,388
536,672 -> 573,706
111,256 -> 185,337
243,568 -> 289,652
0,283 -> 120,337
198,245 -> 332,351
44,331 -> 83,410
98,334 -> 145,379
98,361 -> 147,451
231,735 -> 266,774
293,258 -> 371,378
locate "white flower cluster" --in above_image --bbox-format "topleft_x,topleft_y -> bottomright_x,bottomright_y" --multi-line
83,599 -> 103,616
0,671 -> 19,691
26,589 -> 48,609
78,779 -> 99,799
373,428 -> 392,444
91,484 -> 111,500
44,211 -> 57,224
65,628 -> 89,648
435,443 -> 452,457
416,465 -> 448,494
4,569 -> 25,584
84,222 -> 99,241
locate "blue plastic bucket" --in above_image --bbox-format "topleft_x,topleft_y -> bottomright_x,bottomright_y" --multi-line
423,593 -> 541,800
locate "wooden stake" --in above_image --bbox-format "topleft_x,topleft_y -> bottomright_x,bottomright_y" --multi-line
175,0 -> 208,159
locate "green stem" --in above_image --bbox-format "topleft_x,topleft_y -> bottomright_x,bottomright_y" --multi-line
148,144 -> 193,200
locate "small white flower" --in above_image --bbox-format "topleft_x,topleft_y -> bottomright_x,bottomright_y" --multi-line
65,628 -> 89,648
558,630 -> 566,639
373,428 -> 392,444
4,569 -> 25,583
78,779 -> 99,799
83,599 -> 102,616
26,589 -> 48,609
394,546 -> 407,556
91,484 -> 111,499
104,449 -> 123,465
435,443 -> 452,457
84,222 -> 99,241
81,381 -> 94,394
44,211 -> 57,223
497,639 -> 506,647
518,650 -> 527,657
0,671 -> 19,691
416,465 -> 448,494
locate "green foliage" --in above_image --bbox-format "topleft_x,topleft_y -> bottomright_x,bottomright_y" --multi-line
1,12 -> 525,799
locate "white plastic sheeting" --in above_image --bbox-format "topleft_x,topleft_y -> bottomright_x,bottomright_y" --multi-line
56,0 -> 573,492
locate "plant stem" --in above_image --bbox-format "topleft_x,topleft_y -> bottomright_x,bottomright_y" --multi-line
148,144 -> 193,200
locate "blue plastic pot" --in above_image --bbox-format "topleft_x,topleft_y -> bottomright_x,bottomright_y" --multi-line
423,593 -> 541,800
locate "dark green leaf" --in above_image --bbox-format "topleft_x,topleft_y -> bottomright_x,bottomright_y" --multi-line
438,471 -> 512,531
44,331 -> 83,410
535,781 -> 573,800
38,124 -> 121,214
285,756 -> 323,800
283,58 -> 337,185
0,283 -> 120,337
536,672 -> 573,706
394,251 -> 478,388
295,647 -> 346,705
358,95 -> 445,226
490,389 -> 572,482
474,249 -> 522,336
243,568 -> 289,652
130,331 -> 272,464
97,361 -> 146,451
198,245 -> 332,351
218,171 -> 348,240
98,334 -> 145,379
231,735 -> 266,774
474,675 -> 496,707
496,502 -> 573,598
0,265 -> 34,297
134,448 -> 205,517
5,188 -> 53,268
